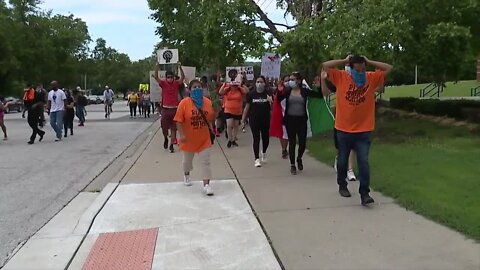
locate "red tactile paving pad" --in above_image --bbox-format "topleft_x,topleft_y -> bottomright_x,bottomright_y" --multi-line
82,228 -> 158,270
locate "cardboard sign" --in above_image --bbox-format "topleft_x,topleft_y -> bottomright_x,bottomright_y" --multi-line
181,66 -> 196,84
139,84 -> 149,92
149,71 -> 164,102
225,66 -> 254,84
261,53 -> 281,80
157,48 -> 179,65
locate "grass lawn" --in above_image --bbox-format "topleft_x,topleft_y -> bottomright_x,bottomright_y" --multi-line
382,80 -> 479,99
307,110 -> 480,241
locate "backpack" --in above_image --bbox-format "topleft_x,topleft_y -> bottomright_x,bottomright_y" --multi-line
79,96 -> 88,106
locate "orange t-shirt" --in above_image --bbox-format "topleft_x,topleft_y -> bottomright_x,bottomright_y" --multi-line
223,86 -> 244,115
174,97 -> 215,153
23,88 -> 35,101
328,69 -> 385,133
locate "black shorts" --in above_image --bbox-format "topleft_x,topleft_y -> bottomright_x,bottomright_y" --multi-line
224,113 -> 242,120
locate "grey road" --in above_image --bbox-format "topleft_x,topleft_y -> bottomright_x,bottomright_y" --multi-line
0,101 -> 156,267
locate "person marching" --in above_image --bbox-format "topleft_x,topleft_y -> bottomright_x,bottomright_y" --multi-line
218,75 -> 248,148
154,62 -> 185,153
128,90 -> 138,118
322,55 -> 393,205
174,79 -> 216,196
270,75 -> 290,159
278,72 -> 323,175
63,90 -> 75,137
143,90 -> 152,118
242,76 -> 273,167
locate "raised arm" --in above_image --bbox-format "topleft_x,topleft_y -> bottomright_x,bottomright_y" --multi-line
218,83 -> 227,95
240,85 -> 249,95
320,70 -> 332,97
364,56 -> 393,75
177,62 -> 185,84
153,64 -> 160,81
323,55 -> 351,69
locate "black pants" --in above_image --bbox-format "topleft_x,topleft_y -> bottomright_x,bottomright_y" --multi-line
138,103 -> 143,115
28,108 -> 44,142
250,119 -> 270,159
144,104 -> 151,118
64,110 -> 74,136
130,102 -> 137,117
285,116 -> 308,166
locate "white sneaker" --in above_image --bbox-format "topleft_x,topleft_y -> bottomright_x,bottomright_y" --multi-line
334,157 -> 338,172
347,169 -> 357,181
204,184 -> 214,196
261,153 -> 267,163
254,159 -> 262,167
183,174 -> 192,186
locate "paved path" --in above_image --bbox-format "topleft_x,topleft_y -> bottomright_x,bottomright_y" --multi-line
0,102 -> 155,267
3,124 -> 479,269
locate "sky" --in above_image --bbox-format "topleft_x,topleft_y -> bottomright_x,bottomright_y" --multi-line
40,0 -> 294,61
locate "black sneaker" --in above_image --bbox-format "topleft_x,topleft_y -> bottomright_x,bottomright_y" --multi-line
282,150 -> 288,159
361,194 -> 375,205
164,138 -> 169,149
297,158 -> 303,171
169,144 -> 175,153
64,134 -> 67,138
290,166 -> 297,175
339,187 -> 352,197
227,141 -> 232,148
27,141 -> 34,145
232,141 -> 239,147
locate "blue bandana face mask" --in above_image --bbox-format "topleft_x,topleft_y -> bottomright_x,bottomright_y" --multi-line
191,87 -> 203,109
351,69 -> 366,88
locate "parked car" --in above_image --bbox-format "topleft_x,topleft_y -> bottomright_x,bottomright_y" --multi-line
87,95 -> 103,105
3,97 -> 23,113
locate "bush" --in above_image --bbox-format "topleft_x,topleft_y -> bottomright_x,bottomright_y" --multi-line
389,98 -> 480,122
389,97 -> 419,111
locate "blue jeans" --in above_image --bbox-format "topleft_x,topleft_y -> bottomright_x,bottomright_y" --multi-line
50,110 -> 64,139
336,131 -> 372,194
76,105 -> 85,123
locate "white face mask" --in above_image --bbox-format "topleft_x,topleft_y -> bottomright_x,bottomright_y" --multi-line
345,66 -> 352,73
256,83 -> 265,92
288,80 -> 298,88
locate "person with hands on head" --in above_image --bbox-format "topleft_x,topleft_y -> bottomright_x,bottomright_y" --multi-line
218,75 -> 249,148
174,79 -> 215,196
242,76 -> 273,168
154,61 -> 185,153
277,72 -> 323,175
322,55 -> 393,205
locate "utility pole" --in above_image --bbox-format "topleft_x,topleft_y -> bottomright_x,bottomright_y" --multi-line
415,65 -> 418,85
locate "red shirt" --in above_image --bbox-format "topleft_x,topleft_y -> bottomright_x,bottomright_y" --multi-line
158,79 -> 181,107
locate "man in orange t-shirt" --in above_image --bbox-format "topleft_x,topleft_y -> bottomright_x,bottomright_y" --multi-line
323,55 -> 393,205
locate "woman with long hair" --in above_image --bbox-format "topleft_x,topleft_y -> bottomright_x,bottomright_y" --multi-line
270,75 -> 290,159
218,77 -> 248,148
242,76 -> 273,167
278,72 -> 323,175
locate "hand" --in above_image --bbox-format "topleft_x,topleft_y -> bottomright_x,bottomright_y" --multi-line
344,54 -> 353,64
321,70 -> 328,80
267,95 -> 273,104
179,134 -> 187,143
361,55 -> 370,64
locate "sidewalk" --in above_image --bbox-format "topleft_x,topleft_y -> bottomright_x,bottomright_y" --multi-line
4,124 -> 479,270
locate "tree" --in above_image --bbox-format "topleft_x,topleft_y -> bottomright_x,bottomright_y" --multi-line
148,0 -> 265,71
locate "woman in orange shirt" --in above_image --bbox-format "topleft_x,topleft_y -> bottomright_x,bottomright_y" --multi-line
174,79 -> 216,196
218,81 -> 248,148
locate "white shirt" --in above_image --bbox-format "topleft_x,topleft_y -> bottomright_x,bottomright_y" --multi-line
104,89 -> 114,101
48,89 -> 66,112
